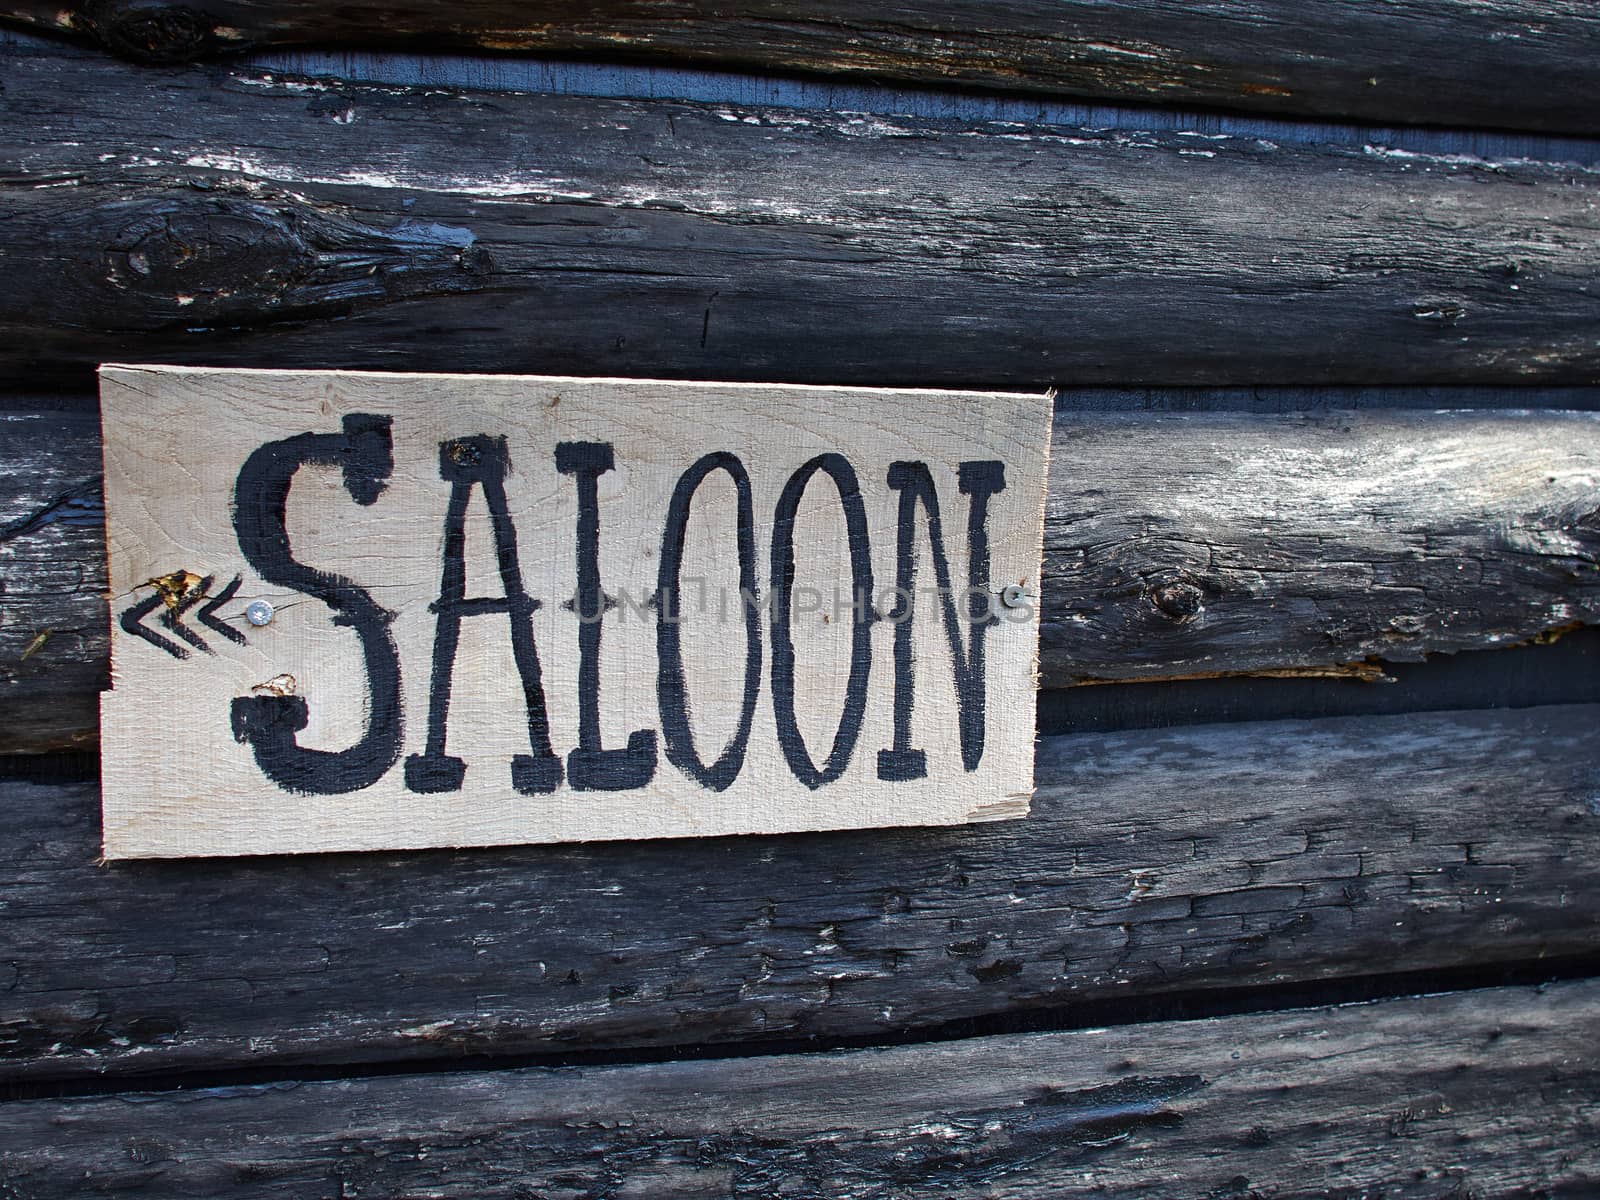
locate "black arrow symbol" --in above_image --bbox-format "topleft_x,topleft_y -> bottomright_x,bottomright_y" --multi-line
159,577 -> 212,656
199,575 -> 246,645
120,573 -> 247,660
120,591 -> 189,659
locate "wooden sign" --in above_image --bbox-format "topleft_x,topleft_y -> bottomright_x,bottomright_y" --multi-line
99,366 -> 1052,859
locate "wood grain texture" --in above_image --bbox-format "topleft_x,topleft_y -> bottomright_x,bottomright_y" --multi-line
7,406 -> 1599,753
3,704 -> 1596,1081
1039,408 -> 1600,687
3,0 -> 1600,134
3,979 -> 1597,1197
3,40 -> 1600,391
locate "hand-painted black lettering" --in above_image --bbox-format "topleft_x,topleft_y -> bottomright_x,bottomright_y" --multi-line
230,414 -> 403,795
877,461 -> 1005,780
770,453 -> 874,789
656,452 -> 760,791
557,441 -> 658,791
404,436 -> 563,795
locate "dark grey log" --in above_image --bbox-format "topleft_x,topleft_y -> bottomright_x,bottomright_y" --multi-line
2,705 -> 1596,1081
6,407 -> 1599,752
0,411 -> 106,754
3,0 -> 1600,135
3,40 -> 1600,391
3,979 -> 1596,1196
1039,408 -> 1600,687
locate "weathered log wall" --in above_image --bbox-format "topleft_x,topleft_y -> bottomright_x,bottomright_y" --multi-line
4,705 -> 1597,1082
6,406 -> 1599,752
0,13 -> 1597,1194
4,980 -> 1596,1197
2,39 -> 1600,391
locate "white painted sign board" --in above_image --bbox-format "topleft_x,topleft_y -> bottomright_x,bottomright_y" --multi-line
100,366 -> 1052,859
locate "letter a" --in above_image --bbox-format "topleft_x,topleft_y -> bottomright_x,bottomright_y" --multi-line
404,436 -> 563,795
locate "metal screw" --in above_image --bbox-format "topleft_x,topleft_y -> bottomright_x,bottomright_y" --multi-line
1000,584 -> 1030,609
245,599 -> 275,627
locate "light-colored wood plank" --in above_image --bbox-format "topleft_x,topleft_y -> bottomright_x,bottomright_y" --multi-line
99,366 -> 1051,857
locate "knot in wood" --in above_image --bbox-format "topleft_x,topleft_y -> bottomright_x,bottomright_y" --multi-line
1411,300 -> 1466,325
457,244 -> 493,276
87,2 -> 218,64
74,198 -> 490,332
97,200 -> 305,326
1150,581 -> 1203,620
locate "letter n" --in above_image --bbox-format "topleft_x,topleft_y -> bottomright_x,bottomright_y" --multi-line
878,461 -> 1004,779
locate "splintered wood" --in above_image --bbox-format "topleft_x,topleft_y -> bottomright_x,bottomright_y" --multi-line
99,366 -> 1051,858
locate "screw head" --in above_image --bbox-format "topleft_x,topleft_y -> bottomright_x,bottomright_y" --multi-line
245,599 -> 274,627
1000,583 -> 1030,609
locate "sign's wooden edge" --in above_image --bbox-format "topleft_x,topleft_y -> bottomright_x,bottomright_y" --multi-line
98,363 -> 1052,405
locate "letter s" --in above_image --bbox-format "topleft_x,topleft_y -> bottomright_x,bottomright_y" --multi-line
229,413 -> 403,794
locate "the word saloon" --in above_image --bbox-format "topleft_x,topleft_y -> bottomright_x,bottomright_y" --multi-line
99,367 -> 1053,859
